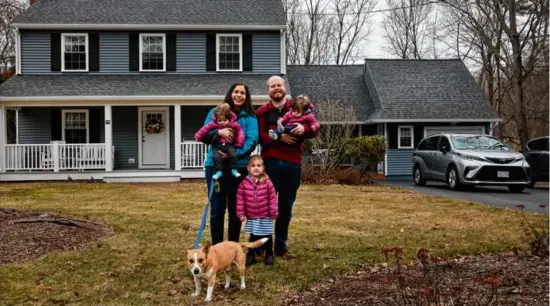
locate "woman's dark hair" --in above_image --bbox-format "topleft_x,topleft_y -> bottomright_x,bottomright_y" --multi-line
224,82 -> 255,115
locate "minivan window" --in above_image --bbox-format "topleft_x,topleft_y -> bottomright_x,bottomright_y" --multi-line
528,138 -> 549,151
451,135 -> 510,151
418,136 -> 439,150
439,136 -> 450,150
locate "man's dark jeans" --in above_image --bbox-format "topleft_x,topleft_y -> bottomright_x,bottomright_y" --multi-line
264,158 -> 302,253
205,166 -> 247,244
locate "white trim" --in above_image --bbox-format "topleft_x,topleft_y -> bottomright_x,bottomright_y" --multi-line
15,109 -> 19,144
104,105 -> 113,172
15,28 -> 21,75
397,125 -> 414,149
138,107 -> 170,169
61,33 -> 89,72
139,33 -> 166,72
61,109 -> 89,143
0,170 -> 206,182
280,29 -> 286,74
216,34 -> 243,72
489,122 -> 494,136
0,107 -> 6,172
174,105 -> 182,171
423,125 -> 486,138
384,122 -> 388,176
0,95 -> 271,102
13,23 -> 286,31
369,118 -> 501,123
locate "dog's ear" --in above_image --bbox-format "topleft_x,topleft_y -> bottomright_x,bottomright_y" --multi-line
184,248 -> 190,255
203,241 -> 211,254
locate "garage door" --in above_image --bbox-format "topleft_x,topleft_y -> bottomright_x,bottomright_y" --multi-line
424,126 -> 485,137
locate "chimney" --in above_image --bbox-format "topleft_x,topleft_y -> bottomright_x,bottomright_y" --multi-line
30,0 -> 37,5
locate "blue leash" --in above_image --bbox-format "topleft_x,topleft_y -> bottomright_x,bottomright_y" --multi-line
194,178 -> 216,249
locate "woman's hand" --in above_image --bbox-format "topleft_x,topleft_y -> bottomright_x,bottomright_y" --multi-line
218,128 -> 235,142
240,216 -> 247,222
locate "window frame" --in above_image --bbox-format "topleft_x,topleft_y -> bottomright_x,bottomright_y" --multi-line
216,33 -> 243,72
398,125 -> 414,149
139,33 -> 166,72
61,33 -> 89,72
61,109 -> 90,144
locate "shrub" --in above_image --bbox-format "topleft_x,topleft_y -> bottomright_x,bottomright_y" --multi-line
345,136 -> 386,176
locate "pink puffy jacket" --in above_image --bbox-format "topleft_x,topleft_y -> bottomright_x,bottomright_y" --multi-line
236,176 -> 278,219
194,112 -> 244,147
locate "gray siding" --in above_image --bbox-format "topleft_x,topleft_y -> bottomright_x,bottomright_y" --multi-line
18,107 -> 52,144
387,149 -> 413,176
177,33 -> 206,73
99,33 -> 129,73
112,106 -> 138,170
253,33 -> 280,73
181,106 -> 213,141
21,33 -> 51,75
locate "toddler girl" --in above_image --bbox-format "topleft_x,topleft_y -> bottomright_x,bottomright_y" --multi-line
269,95 -> 320,142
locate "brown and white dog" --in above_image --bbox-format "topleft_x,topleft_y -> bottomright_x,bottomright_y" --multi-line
185,238 -> 268,302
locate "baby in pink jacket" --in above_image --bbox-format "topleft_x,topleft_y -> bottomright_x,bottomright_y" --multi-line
237,155 -> 278,266
194,103 -> 244,180
269,95 -> 320,142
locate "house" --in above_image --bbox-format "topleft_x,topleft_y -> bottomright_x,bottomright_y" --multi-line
0,0 -> 286,182
0,0 -> 499,182
286,60 -> 500,180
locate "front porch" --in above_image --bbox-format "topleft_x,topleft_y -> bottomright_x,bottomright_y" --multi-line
0,104 -> 222,182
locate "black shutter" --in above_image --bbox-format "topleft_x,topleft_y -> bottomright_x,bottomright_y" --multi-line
51,109 -> 62,141
51,33 -> 61,71
242,34 -> 253,71
206,34 -> 216,71
89,34 -> 100,72
89,109 -> 101,143
129,33 -> 139,71
166,34 -> 176,71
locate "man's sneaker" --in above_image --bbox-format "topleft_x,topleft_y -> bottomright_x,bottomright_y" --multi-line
275,250 -> 297,259
265,254 -> 274,265
212,170 -> 223,180
231,169 -> 241,178
268,130 -> 278,140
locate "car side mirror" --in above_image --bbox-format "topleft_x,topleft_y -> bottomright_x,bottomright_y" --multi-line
440,145 -> 449,153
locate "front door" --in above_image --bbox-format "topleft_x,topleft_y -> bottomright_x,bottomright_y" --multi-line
139,108 -> 169,168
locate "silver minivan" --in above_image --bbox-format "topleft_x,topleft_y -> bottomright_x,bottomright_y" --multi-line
412,134 -> 531,192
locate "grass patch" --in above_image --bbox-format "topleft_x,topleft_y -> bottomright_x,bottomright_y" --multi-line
0,182 -> 546,305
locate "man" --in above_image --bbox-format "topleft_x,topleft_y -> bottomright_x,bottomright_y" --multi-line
256,76 -> 319,259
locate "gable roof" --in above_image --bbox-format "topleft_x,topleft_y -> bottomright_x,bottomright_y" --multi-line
14,0 -> 286,29
364,59 -> 499,122
0,74 -> 278,101
286,65 -> 376,122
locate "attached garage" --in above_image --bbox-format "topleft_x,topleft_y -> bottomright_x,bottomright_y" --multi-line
424,126 -> 486,138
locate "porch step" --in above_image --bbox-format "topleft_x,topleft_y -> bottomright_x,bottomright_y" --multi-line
103,172 -> 182,183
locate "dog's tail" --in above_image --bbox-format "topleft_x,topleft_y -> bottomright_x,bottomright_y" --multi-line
240,237 -> 269,249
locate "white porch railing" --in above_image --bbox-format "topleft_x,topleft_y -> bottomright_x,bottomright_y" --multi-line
4,143 -> 113,172
180,141 -> 262,169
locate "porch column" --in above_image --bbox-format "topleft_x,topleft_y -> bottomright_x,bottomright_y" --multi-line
104,105 -> 113,172
0,106 -> 5,172
174,105 -> 182,171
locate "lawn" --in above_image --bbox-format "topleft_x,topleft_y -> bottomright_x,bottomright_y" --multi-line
0,182 -> 546,305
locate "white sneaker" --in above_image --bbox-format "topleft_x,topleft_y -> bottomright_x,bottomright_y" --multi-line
268,130 -> 278,140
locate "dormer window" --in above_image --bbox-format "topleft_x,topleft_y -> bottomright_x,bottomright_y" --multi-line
216,34 -> 242,72
62,33 -> 88,72
139,34 -> 166,72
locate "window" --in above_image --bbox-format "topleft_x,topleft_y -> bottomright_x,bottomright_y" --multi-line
62,110 -> 89,144
398,125 -> 414,149
62,33 -> 88,72
216,34 -> 242,71
418,136 -> 439,150
438,136 -> 451,151
140,34 -> 166,71
528,138 -> 549,151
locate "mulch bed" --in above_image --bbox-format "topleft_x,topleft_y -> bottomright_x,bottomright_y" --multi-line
284,253 -> 549,306
0,208 -> 114,265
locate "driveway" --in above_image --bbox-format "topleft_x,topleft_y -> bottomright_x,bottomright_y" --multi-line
379,180 -> 549,213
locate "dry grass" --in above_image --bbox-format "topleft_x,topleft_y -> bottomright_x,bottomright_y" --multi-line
0,182 -> 546,306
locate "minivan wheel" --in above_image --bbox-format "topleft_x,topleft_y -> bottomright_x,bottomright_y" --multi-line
413,165 -> 427,186
447,166 -> 462,190
508,185 -> 526,193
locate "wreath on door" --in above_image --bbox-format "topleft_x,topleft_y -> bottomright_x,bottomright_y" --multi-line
145,118 -> 165,134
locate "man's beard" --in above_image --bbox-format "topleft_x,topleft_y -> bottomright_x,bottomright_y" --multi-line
269,90 -> 286,103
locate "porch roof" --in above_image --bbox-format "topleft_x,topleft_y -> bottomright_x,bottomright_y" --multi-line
0,74 -> 284,101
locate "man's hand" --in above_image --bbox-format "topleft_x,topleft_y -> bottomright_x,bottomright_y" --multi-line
280,134 -> 297,145
240,216 -> 247,222
218,128 -> 235,142
290,123 -> 305,136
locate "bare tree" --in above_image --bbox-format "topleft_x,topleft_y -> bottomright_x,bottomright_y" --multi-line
284,0 -> 376,65
382,0 -> 434,59
309,100 -> 356,176
0,0 -> 26,72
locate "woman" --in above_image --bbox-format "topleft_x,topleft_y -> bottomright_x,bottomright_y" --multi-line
198,82 -> 258,244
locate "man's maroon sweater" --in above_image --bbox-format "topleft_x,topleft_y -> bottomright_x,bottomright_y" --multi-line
256,99 -> 319,165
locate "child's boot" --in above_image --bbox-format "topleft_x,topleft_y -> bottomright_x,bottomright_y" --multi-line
212,170 -> 222,180
268,129 -> 278,140
264,236 -> 274,265
231,169 -> 241,178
